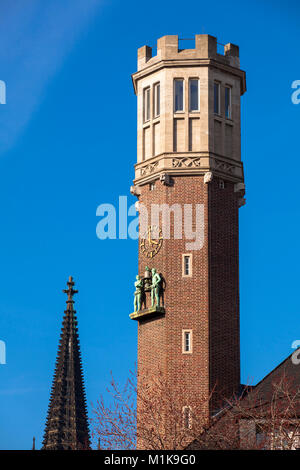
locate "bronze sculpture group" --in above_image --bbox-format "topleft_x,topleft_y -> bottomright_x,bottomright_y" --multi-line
134,267 -> 163,312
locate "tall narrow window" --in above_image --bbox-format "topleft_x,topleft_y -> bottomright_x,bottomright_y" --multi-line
183,406 -> 192,429
189,79 -> 199,111
182,329 -> 192,353
154,83 -> 160,117
144,87 -> 150,122
182,254 -> 192,277
184,332 -> 191,352
225,86 -> 231,119
174,79 -> 184,112
214,82 -> 220,115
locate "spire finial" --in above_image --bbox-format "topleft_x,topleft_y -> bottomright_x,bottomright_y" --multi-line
63,276 -> 78,303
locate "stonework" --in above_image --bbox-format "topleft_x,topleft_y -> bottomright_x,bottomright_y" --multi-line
131,34 -> 246,448
132,34 -> 246,187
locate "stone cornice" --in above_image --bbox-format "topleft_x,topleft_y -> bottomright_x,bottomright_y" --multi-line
132,58 -> 246,95
133,152 -> 244,186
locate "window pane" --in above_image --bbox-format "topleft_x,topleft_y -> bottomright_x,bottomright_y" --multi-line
185,332 -> 190,351
144,88 -> 150,122
146,88 -> 150,120
184,256 -> 190,275
214,83 -> 220,114
155,84 -> 160,117
183,408 -> 190,429
225,87 -> 231,118
189,79 -> 199,111
174,80 -> 184,112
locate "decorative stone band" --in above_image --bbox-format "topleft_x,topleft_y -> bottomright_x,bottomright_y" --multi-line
140,161 -> 159,176
130,305 -> 165,321
172,157 -> 202,168
212,158 -> 236,175
134,153 -> 244,186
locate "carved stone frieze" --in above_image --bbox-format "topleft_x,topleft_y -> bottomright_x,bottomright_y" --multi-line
172,157 -> 202,168
212,158 -> 236,175
140,161 -> 159,176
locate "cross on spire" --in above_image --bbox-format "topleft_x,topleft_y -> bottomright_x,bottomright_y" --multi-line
63,276 -> 78,303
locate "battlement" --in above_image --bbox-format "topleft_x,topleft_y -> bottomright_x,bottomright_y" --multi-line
137,34 -> 240,71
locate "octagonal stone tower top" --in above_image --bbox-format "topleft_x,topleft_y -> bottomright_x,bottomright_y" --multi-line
131,34 -> 246,188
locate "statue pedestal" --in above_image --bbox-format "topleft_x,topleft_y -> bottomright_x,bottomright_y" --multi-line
129,305 -> 165,321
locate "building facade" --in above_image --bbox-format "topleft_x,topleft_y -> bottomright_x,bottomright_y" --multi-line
130,34 -> 247,443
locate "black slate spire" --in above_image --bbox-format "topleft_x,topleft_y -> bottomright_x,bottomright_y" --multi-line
42,276 -> 91,450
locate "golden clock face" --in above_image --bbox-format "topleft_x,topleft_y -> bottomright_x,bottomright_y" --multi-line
140,225 -> 163,258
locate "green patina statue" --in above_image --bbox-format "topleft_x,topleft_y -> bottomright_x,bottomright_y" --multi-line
151,268 -> 162,307
134,275 -> 144,312
133,269 -> 163,313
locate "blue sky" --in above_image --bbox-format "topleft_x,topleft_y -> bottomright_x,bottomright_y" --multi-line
0,0 -> 299,450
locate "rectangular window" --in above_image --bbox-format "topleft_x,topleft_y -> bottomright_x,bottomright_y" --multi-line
225,86 -> 231,119
219,179 -> 225,189
174,79 -> 184,112
183,406 -> 192,429
184,256 -> 190,275
185,332 -> 191,352
189,79 -> 199,111
144,87 -> 150,122
182,330 -> 192,353
214,82 -> 220,115
182,254 -> 192,277
154,83 -> 160,117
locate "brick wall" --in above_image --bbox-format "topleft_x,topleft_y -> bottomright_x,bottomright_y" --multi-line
136,174 -> 240,446
208,177 -> 240,412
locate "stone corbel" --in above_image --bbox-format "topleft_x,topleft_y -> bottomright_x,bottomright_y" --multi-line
130,185 -> 141,197
204,172 -> 213,184
160,173 -> 171,186
234,182 -> 245,195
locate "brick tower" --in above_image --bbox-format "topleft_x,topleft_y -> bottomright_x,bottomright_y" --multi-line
130,34 -> 246,444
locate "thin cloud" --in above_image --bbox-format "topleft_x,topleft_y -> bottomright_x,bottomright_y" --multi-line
0,0 -> 102,153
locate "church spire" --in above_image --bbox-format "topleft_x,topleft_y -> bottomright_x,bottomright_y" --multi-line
42,276 -> 91,450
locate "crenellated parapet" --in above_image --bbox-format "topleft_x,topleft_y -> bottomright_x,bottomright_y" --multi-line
136,35 -> 241,72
